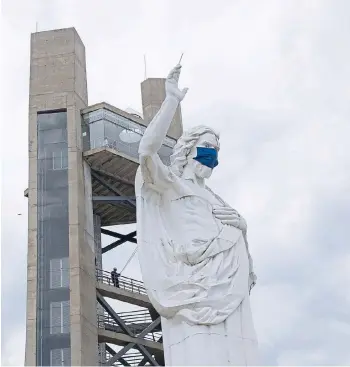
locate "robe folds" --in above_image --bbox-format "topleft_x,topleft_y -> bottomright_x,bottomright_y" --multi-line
135,153 -> 259,366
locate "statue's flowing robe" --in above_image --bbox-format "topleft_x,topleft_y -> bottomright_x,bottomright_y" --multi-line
135,154 -> 259,366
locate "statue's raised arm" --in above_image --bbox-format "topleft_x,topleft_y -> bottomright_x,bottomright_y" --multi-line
138,65 -> 188,156
138,65 -> 188,191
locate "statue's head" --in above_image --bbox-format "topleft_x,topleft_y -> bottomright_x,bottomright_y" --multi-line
170,125 -> 220,180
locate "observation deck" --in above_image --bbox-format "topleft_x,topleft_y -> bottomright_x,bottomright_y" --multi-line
81,102 -> 175,226
96,270 -> 153,309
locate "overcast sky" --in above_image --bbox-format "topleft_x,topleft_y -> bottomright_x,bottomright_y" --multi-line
1,0 -> 350,365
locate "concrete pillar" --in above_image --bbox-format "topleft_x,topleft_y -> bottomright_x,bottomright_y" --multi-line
141,78 -> 183,140
25,27 -> 97,366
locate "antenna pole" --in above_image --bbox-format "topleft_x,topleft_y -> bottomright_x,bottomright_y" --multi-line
144,54 -> 147,80
178,52 -> 184,65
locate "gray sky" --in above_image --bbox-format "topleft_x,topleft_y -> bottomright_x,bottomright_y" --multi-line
1,0 -> 350,365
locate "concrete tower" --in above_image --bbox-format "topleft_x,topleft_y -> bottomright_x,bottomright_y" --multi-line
25,27 -> 183,366
25,27 -> 97,366
141,78 -> 183,140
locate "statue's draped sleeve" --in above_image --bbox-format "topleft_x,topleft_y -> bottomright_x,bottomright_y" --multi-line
139,153 -> 174,193
138,95 -> 180,193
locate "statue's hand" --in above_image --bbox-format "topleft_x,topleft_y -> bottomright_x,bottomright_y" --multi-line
213,206 -> 247,234
165,64 -> 188,102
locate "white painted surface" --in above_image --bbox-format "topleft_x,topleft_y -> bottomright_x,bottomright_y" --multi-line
119,128 -> 142,143
136,65 -> 259,365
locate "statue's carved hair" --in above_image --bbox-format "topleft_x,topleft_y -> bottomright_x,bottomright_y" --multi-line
170,125 -> 220,176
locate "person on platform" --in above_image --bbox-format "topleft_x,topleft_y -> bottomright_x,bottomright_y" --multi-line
111,267 -> 120,288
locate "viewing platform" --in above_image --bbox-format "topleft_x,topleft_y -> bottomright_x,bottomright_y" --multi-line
96,270 -> 153,309
81,103 -> 175,227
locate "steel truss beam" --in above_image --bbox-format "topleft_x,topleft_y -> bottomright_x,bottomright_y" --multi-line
97,291 -> 130,334
102,231 -> 137,253
97,292 -> 160,366
91,170 -> 136,208
106,318 -> 161,366
105,345 -> 130,366
101,228 -> 137,243
139,337 -> 163,366
93,196 -> 136,204
92,167 -> 135,187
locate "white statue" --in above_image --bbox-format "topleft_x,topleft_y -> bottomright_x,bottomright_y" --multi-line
135,65 -> 259,366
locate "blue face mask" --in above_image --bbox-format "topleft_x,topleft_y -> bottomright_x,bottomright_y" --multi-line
193,147 -> 218,169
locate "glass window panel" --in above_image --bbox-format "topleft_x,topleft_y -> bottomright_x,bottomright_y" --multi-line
39,141 -> 66,157
38,111 -> 67,131
52,150 -> 68,170
43,128 -> 67,144
50,259 -> 61,289
41,203 -> 67,221
89,120 -> 105,146
50,302 -> 62,334
50,349 -> 62,366
50,301 -> 70,334
37,146 -> 49,160
50,258 -> 69,288
40,187 -> 67,207
104,121 -> 117,140
43,173 -> 68,191
61,258 -> 69,288
62,348 -> 71,366
62,301 -> 70,334
61,153 -> 68,170
50,348 -> 71,366
62,257 -> 69,269
52,151 -> 61,170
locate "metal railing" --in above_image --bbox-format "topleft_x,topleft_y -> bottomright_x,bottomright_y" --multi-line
89,136 -> 171,166
90,137 -> 140,158
82,108 -> 176,149
98,312 -> 162,342
117,310 -> 153,324
104,350 -> 145,366
96,269 -> 147,296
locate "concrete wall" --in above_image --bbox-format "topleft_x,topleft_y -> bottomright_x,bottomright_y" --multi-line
25,27 -> 97,366
93,214 -> 106,364
141,78 -> 183,140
